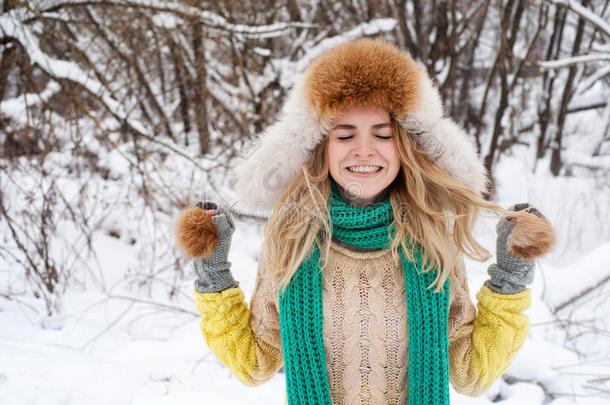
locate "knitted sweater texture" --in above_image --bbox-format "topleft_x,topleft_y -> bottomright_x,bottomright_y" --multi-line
196,241 -> 531,403
278,188 -> 449,405
195,190 -> 532,403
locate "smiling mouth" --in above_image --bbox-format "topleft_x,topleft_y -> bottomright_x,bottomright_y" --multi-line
346,165 -> 383,173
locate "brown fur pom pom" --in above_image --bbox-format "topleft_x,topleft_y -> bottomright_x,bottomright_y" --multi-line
507,212 -> 556,260
175,207 -> 218,258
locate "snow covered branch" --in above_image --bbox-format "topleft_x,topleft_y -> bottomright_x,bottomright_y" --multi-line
542,0 -> 610,38
536,0 -> 610,71
31,0 -> 316,38
538,53 -> 610,70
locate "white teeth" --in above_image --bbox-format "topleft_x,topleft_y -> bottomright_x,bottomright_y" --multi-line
347,166 -> 381,173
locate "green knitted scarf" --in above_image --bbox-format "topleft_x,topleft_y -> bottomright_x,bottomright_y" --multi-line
278,183 -> 450,404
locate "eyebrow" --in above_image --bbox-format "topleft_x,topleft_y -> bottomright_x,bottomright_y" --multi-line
332,123 -> 391,130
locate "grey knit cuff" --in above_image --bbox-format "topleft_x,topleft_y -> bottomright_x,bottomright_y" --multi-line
194,262 -> 238,293
193,203 -> 239,293
484,262 -> 534,294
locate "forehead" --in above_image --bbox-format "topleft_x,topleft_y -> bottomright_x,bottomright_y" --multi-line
332,105 -> 390,126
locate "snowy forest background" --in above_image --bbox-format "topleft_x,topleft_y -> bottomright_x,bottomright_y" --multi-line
1,0 -> 610,404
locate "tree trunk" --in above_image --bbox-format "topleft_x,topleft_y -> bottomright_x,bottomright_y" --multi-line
171,45 -> 191,147
536,7 -> 566,161
395,0 -> 419,58
480,0 -> 527,198
366,0 -> 379,20
0,44 -> 15,102
192,16 -> 210,156
0,0 -> 17,101
550,0 -> 588,176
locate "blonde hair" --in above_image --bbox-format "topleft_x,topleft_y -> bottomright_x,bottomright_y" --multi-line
262,117 -> 518,293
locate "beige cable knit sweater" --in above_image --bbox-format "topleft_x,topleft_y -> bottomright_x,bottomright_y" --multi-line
247,241 -> 479,403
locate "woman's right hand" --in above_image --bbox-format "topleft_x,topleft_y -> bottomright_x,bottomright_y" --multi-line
193,201 -> 238,293
176,201 -> 238,293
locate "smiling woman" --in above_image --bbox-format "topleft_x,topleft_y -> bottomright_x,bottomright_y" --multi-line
178,38 -> 556,405
327,105 -> 401,207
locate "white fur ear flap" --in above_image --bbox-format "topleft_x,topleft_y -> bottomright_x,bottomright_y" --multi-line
232,78 -> 325,210
415,118 -> 489,197
411,65 -> 445,129
401,67 -> 488,197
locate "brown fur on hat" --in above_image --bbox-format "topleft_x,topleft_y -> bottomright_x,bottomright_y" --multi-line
507,212 -> 556,260
304,38 -> 422,119
175,207 -> 218,259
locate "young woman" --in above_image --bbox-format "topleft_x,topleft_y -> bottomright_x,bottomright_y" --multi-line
176,39 -> 555,405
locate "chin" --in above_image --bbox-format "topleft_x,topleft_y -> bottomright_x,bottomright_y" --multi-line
362,188 -> 384,199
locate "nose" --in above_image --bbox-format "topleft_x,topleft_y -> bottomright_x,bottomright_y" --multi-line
353,136 -> 375,157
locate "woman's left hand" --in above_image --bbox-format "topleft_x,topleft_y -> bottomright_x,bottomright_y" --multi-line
484,203 -> 548,294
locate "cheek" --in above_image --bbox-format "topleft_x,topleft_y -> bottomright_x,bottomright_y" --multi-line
383,144 -> 401,181
327,141 -> 346,171
382,143 -> 401,168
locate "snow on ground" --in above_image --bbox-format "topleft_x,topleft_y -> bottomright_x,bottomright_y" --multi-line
1,151 -> 610,404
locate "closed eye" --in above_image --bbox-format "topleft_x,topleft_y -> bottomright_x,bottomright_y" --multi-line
335,134 -> 390,140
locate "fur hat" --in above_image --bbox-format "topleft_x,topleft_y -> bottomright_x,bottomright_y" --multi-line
233,38 -> 488,210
